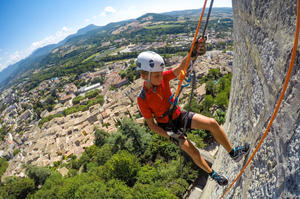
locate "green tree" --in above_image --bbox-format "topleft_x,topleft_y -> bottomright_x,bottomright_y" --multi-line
74,181 -> 108,199
202,95 -> 214,111
100,150 -> 141,187
207,68 -> 220,80
32,172 -> 63,199
85,89 -> 100,99
1,177 -> 35,199
26,166 -> 52,186
118,118 -> 151,158
58,173 -> 94,199
136,165 -> 159,184
0,158 -> 8,179
133,183 -> 177,199
94,128 -> 109,147
106,179 -> 133,199
215,91 -> 228,109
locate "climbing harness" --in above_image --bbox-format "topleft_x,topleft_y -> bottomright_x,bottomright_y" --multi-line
219,0 -> 300,198
166,0 -> 214,136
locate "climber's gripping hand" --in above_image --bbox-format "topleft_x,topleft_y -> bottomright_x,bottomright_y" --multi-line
191,36 -> 207,60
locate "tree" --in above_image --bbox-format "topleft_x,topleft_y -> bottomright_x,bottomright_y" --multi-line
74,181 -> 108,199
94,128 -> 109,147
136,165 -> 158,184
32,172 -> 63,199
26,166 -> 52,186
0,158 -> 8,179
202,95 -> 214,111
105,179 -> 133,199
100,150 -> 141,187
118,118 -> 151,157
215,91 -> 228,109
132,183 -> 177,199
1,177 -> 35,199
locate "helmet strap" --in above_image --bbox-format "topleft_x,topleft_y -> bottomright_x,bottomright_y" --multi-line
146,72 -> 151,84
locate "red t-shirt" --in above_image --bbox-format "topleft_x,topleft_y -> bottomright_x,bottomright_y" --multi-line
137,69 -> 181,123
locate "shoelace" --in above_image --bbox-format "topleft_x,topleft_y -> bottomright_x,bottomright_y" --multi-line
211,172 -> 221,181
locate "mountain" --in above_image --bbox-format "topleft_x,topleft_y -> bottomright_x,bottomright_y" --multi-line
0,24 -> 101,88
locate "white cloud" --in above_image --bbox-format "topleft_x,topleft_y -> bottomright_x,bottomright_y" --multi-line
104,6 -> 116,13
100,12 -> 106,17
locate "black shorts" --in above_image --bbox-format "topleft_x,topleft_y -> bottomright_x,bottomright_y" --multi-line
157,111 -> 195,132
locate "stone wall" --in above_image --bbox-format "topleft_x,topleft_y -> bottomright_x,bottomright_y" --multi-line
201,0 -> 299,198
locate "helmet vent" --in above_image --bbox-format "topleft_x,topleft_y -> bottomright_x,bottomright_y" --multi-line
149,60 -> 154,68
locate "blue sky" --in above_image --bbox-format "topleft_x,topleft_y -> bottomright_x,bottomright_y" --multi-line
0,0 -> 231,71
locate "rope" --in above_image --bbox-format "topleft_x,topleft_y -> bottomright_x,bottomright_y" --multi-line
219,0 -> 300,198
202,0 -> 214,38
173,0 -> 208,102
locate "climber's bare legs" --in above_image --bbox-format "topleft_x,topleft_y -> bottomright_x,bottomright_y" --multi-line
180,138 -> 212,173
191,113 -> 233,152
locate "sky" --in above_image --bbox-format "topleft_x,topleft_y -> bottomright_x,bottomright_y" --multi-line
0,0 -> 232,72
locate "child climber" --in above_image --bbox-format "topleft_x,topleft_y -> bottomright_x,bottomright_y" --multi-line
136,37 -> 250,186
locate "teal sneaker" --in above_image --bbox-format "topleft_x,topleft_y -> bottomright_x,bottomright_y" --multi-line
230,143 -> 250,162
210,171 -> 228,186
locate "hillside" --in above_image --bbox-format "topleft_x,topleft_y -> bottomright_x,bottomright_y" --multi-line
0,8 -> 232,91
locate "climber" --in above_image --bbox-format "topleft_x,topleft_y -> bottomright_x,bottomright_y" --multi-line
136,37 -> 250,186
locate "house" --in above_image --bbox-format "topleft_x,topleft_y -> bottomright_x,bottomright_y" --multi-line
59,94 -> 75,104
17,110 -> 33,123
63,83 -> 78,95
112,75 -> 129,88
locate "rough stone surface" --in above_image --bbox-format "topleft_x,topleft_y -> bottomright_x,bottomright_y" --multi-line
201,1 -> 299,198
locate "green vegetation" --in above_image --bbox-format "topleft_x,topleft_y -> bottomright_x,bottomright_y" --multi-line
25,166 -> 53,186
33,95 -> 58,118
72,95 -> 85,105
0,177 -> 35,199
2,118 -> 203,198
184,69 -> 232,143
0,158 -> 8,179
0,125 -> 8,141
13,148 -> 21,156
38,91 -> 104,127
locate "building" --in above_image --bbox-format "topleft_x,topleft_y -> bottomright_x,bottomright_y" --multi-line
17,110 -> 33,123
112,75 -> 129,88
59,94 -> 75,104
77,83 -> 101,94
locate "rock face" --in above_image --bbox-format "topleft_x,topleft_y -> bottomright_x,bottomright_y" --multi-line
201,1 -> 299,198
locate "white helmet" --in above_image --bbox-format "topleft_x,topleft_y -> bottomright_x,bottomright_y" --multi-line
136,51 -> 165,72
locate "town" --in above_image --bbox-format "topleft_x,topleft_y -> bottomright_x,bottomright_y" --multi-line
0,15 -> 233,180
